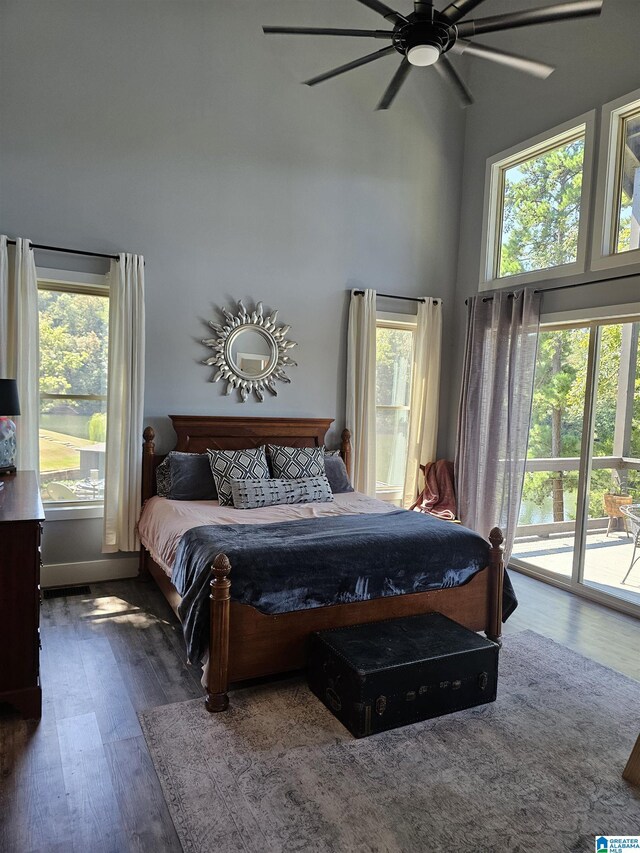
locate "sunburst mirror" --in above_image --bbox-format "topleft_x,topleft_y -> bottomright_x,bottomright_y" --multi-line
202,300 -> 297,402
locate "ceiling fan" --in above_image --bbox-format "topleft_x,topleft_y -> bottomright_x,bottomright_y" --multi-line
263,0 -> 603,110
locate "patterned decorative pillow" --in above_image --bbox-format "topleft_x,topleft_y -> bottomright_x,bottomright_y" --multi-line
266,444 -> 325,479
230,476 -> 333,510
207,447 -> 271,506
156,456 -> 171,497
324,455 -> 354,494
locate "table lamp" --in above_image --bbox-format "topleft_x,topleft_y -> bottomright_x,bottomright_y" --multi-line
0,379 -> 21,475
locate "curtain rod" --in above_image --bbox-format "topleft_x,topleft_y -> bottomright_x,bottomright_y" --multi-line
465,268 -> 640,304
354,290 -> 440,304
6,238 -> 119,262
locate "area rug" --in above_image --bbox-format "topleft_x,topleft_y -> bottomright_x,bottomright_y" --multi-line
139,631 -> 640,852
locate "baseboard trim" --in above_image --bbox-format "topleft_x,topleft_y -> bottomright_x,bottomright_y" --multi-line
41,557 -> 138,588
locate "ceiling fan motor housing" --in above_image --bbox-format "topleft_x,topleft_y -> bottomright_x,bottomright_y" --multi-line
394,13 -> 457,65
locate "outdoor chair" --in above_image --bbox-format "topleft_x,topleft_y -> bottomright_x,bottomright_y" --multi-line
620,505 -> 640,585
45,482 -> 77,501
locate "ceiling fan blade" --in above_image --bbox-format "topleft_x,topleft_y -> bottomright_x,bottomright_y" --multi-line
376,58 -> 412,110
263,26 -> 394,39
451,39 -> 555,78
457,0 -> 602,37
354,0 -> 408,25
433,55 -> 473,107
304,45 -> 397,87
440,0 -> 490,24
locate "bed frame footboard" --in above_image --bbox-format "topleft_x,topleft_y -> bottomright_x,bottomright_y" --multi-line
205,526 -> 505,713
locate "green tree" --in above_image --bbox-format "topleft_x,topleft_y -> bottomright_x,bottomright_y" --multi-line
38,290 -> 109,413
500,138 -> 584,277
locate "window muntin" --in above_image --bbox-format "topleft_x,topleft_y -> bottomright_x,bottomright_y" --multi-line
375,323 -> 414,495
613,106 -> 640,255
38,284 -> 109,504
497,132 -> 586,279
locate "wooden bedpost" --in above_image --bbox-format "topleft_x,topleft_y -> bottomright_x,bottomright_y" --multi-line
487,527 -> 505,645
139,426 -> 156,577
206,553 -> 231,712
141,426 -> 156,501
341,428 -> 352,482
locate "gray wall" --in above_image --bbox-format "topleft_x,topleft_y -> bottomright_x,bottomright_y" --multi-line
0,1 -> 466,568
446,0 -> 640,456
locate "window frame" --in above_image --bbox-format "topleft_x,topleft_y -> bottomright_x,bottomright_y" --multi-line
590,87 -> 640,272
479,111 -> 597,292
374,311 -> 417,505
511,301 -> 640,622
37,268 -> 110,518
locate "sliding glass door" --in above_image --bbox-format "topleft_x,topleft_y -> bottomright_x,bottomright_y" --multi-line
511,317 -> 640,612
512,326 -> 591,580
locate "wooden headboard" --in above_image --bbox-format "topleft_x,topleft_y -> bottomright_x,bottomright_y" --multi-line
141,415 -> 352,505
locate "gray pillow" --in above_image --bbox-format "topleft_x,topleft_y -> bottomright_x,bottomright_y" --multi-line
324,455 -> 354,494
208,446 -> 271,506
230,476 -> 333,510
266,444 -> 325,479
156,452 -> 218,501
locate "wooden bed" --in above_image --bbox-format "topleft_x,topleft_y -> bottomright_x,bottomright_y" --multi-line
139,415 -> 505,713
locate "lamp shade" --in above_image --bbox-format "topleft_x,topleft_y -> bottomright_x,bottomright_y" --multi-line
0,379 -> 21,416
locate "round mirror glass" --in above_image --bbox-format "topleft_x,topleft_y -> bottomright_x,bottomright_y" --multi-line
226,327 -> 277,380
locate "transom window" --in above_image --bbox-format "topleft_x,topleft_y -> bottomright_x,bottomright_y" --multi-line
480,112 -> 596,290
612,105 -> 640,255
38,278 -> 109,504
497,132 -> 585,278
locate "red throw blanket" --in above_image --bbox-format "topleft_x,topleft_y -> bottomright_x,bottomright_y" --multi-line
410,459 -> 457,520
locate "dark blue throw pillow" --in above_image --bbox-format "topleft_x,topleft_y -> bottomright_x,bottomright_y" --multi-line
324,455 -> 354,494
158,452 -> 218,501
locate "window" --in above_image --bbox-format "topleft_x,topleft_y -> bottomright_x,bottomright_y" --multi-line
614,108 -> 640,254
480,112 -> 595,290
498,133 -> 585,277
38,273 -> 109,505
375,314 -> 415,504
592,89 -> 640,270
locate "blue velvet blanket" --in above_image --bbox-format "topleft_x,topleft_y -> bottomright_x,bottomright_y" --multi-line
172,510 -> 517,664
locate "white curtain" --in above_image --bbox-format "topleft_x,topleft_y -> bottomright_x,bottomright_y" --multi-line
403,298 -> 443,508
346,289 -> 377,495
455,288 -> 541,562
0,236 -> 8,377
0,236 -> 40,471
103,254 -> 145,553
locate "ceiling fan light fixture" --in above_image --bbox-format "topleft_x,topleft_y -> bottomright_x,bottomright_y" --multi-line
407,43 -> 441,66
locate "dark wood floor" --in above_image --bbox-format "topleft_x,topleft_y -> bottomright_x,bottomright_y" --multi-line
1,570 -> 639,852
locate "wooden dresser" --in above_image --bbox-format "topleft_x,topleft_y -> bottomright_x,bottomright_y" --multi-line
0,471 -> 44,719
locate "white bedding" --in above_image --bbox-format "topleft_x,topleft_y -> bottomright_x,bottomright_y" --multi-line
138,491 -> 396,577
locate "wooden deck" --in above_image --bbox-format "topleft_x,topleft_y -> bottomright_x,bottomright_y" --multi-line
512,528 -> 640,606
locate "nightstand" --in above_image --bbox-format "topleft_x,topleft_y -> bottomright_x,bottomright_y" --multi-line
0,471 -> 45,719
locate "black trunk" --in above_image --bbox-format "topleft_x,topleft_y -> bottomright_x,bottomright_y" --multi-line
307,612 -> 499,738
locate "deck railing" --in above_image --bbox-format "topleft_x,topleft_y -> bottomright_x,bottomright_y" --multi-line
515,455 -> 640,539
